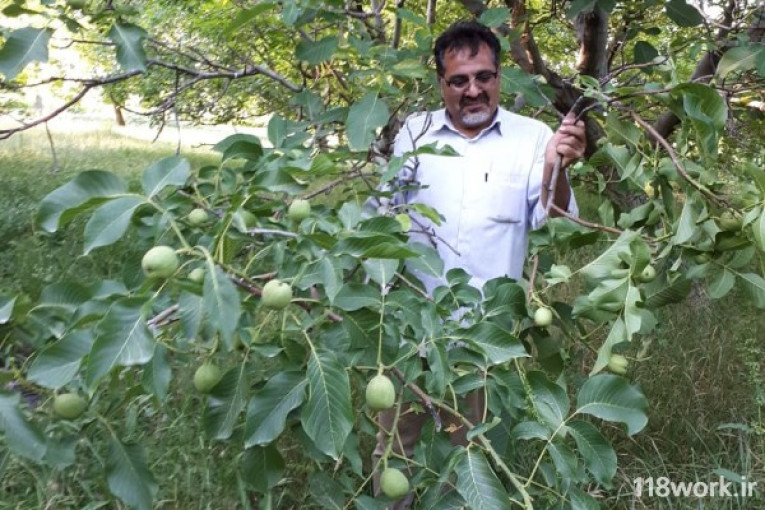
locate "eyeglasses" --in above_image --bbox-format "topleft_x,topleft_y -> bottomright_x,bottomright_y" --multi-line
442,70 -> 498,91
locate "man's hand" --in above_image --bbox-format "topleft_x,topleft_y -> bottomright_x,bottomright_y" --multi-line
541,112 -> 586,216
545,112 -> 586,170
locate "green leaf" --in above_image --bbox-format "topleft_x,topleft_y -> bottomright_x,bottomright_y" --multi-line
455,448 -> 511,509
739,272 -> 765,308
677,84 -> 728,159
566,0 -> 597,18
334,232 -> 419,259
241,445 -> 285,492
666,0 -> 703,26
672,197 -> 699,245
318,257 -> 344,303
346,92 -> 389,151
548,441 -> 581,481
405,242 -> 444,278
107,22 -> 148,72
581,230 -> 639,284
295,36 -> 338,65
606,115 -> 643,147
568,420 -> 617,487
396,8 -> 427,26
545,264 -> 572,285
479,7 -> 510,28
44,436 -> 77,469
214,134 -> 263,159
623,285 -> 644,338
391,59 -> 428,79
0,295 -> 14,324
83,196 -> 144,254
86,298 -> 155,386
142,344 -> 171,401
141,156 -> 190,198
576,374 -> 648,435
643,276 -> 692,308
38,170 -> 128,232
753,209 -> 765,252
482,279 -> 527,319
224,3 -> 277,36
204,365 -> 248,440
244,372 -> 307,447
708,268 -> 735,299
511,421 -> 551,441
178,290 -> 206,340
591,318 -> 627,375
460,322 -> 528,365
717,44 -> 765,78
0,392 -> 46,462
528,371 -> 570,429
28,330 -> 93,389
203,264 -> 241,350
362,259 -> 399,286
633,41 -> 658,65
0,27 -> 52,80
301,349 -> 353,460
333,283 -> 381,311
105,438 -> 157,510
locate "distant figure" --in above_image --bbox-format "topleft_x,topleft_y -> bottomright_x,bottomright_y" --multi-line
34,94 -> 43,116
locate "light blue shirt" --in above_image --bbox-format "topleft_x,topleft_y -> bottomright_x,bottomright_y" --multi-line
388,107 -> 578,293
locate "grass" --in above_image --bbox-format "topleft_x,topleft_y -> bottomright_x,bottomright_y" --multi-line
558,192 -> 765,508
1,126 -> 764,508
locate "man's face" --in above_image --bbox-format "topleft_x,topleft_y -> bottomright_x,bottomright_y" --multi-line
439,43 -> 500,137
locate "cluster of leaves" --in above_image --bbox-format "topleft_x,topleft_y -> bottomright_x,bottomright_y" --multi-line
0,126 -> 655,508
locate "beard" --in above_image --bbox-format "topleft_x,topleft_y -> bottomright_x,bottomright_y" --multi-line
460,109 -> 492,127
459,93 -> 493,128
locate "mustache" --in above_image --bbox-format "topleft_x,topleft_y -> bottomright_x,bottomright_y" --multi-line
460,93 -> 489,107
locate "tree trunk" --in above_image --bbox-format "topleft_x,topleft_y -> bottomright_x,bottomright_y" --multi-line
113,104 -> 125,126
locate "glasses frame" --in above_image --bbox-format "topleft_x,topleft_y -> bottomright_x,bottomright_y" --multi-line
441,69 -> 499,91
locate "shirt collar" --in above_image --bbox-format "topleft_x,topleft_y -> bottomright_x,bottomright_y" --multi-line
433,108 -> 505,139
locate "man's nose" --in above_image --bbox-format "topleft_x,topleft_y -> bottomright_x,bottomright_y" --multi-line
464,79 -> 482,96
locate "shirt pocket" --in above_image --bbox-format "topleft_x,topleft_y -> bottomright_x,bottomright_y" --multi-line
486,182 -> 526,224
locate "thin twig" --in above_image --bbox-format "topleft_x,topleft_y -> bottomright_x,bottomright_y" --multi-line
549,203 -> 623,235
630,111 -> 726,206
391,367 -> 533,508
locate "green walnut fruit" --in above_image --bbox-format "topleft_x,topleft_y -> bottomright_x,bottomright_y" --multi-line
533,307 -> 553,327
287,199 -> 312,222
53,393 -> 87,420
636,264 -> 656,283
261,279 -> 293,309
718,210 -> 742,232
380,467 -> 410,500
694,253 -> 712,264
141,246 -> 179,279
193,363 -> 222,393
187,208 -> 209,226
608,354 -> 629,375
66,0 -> 87,8
365,374 -> 395,411
188,267 -> 205,283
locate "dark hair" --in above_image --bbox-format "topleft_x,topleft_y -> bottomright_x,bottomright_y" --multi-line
434,20 -> 501,76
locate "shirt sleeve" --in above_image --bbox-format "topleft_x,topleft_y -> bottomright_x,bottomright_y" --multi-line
528,126 -> 578,230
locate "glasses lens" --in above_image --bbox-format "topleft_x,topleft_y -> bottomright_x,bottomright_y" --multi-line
445,71 -> 496,89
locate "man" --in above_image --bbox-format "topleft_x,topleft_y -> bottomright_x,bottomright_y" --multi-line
372,20 -> 586,507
